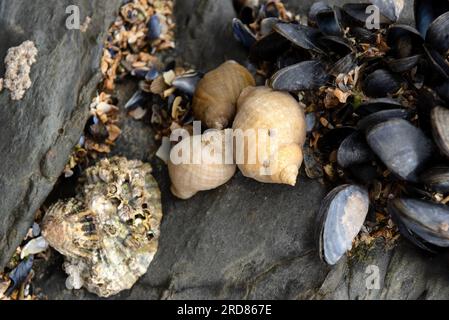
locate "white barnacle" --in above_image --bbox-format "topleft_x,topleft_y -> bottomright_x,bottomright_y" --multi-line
3,40 -> 38,101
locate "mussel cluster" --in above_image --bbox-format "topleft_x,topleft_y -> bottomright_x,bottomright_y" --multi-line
232,0 -> 449,264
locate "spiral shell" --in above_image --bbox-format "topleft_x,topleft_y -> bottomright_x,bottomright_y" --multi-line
168,130 -> 236,199
41,157 -> 162,297
192,60 -> 255,130
232,86 -> 307,185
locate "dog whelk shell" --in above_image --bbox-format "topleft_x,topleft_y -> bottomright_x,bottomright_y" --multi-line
232,86 -> 307,185
41,157 -> 162,297
168,130 -> 236,199
192,60 -> 255,130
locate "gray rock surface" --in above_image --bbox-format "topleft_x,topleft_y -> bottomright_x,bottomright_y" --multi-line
0,0 -> 123,269
31,0 -> 449,300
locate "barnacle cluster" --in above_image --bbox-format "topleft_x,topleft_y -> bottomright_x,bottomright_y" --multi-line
3,40 -> 38,101
42,157 -> 162,297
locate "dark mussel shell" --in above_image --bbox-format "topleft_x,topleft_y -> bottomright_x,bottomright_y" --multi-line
386,55 -> 422,73
414,0 -> 449,37
386,25 -> 423,59
263,0 -> 280,18
233,18 -> 257,49
172,71 -> 203,97
362,69 -> 402,98
357,108 -> 410,133
131,68 -> 149,79
423,46 -> 449,80
146,67 -> 160,81
232,0 -> 258,24
124,90 -> 150,109
420,166 -> 449,193
260,17 -> 280,36
273,22 -> 324,54
416,86 -> 445,134
355,97 -> 403,117
389,201 -> 437,253
270,60 -> 329,91
329,53 -> 357,77
317,184 -> 370,265
366,118 -> 433,181
350,27 -> 377,43
309,1 -> 331,25
389,197 -> 449,248
318,126 -> 356,154
337,131 -> 373,168
303,145 -> 324,179
435,81 -> 449,102
426,11 -> 449,54
131,67 -> 159,81
317,35 -> 353,57
431,106 -> 449,158
5,256 -> 34,297
249,31 -> 290,62
316,7 -> 343,36
147,14 -> 161,40
348,163 -> 379,185
305,112 -> 317,133
276,48 -> 309,70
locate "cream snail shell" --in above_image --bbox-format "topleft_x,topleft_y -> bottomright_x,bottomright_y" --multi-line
168,130 -> 236,199
232,86 -> 307,186
192,60 -> 255,130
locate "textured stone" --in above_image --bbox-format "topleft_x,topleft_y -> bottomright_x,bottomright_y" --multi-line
0,0 -> 123,269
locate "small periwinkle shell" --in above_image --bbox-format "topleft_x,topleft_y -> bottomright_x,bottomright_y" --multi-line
366,118 -> 433,181
42,157 -> 162,297
317,185 -> 370,265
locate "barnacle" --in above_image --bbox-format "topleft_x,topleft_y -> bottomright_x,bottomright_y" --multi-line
3,40 -> 38,101
42,157 -> 162,297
